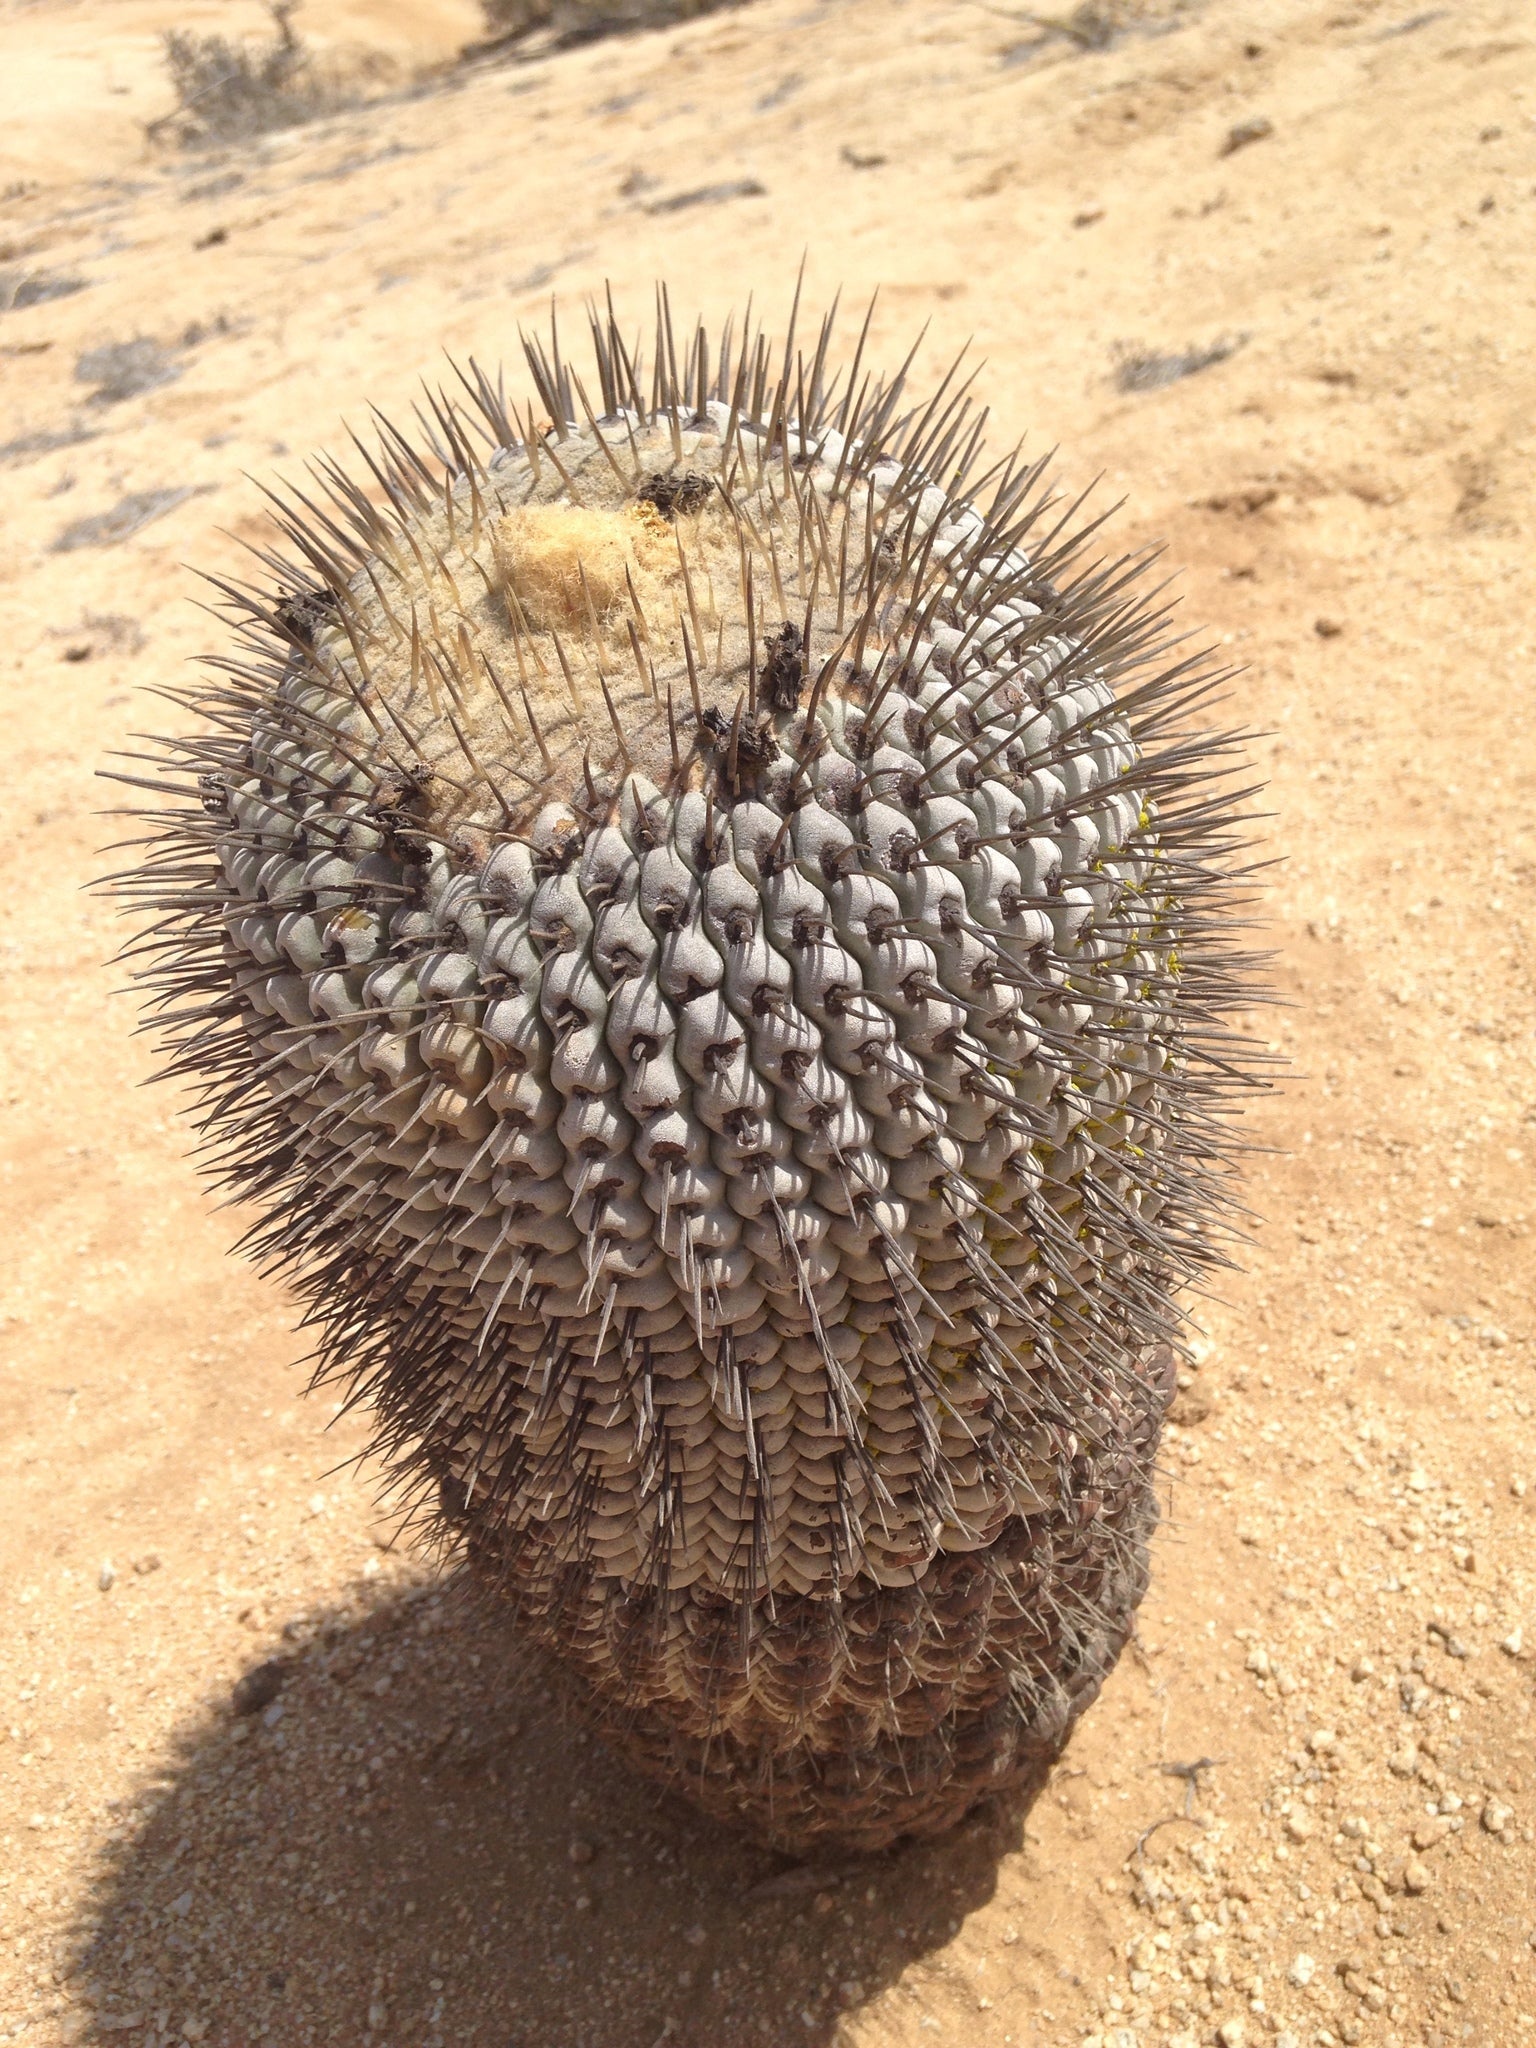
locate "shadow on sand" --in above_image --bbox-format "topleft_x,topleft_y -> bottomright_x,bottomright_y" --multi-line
74,1572 -> 1036,2047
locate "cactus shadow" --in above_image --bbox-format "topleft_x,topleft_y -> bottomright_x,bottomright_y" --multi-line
74,1572 -> 1034,2048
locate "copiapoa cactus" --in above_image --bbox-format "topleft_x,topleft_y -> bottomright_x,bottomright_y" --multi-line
113,287 -> 1264,1853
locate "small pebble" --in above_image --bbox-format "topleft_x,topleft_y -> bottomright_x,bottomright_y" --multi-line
98,1561 -> 116,1592
231,1660 -> 285,1716
1402,1857 -> 1432,1895
1287,1953 -> 1316,1987
568,1837 -> 595,1866
1220,116 -> 1273,156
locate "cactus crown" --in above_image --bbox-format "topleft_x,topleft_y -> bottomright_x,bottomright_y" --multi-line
112,290 -> 1264,1832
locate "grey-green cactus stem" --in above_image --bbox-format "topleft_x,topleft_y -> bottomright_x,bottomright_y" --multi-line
110,288 -> 1267,1852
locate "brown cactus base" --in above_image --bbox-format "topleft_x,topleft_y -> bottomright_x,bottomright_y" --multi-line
462,1480 -> 1156,1855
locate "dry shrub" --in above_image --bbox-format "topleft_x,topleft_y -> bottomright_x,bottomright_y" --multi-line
994,0 -> 1196,60
476,0 -> 740,51
149,2 -> 386,149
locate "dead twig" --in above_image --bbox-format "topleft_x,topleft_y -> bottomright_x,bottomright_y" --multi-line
1128,1756 -> 1225,1866
1160,1754 -> 1225,1816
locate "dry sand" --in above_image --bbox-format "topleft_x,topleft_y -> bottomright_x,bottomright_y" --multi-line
1,0 -> 1533,2044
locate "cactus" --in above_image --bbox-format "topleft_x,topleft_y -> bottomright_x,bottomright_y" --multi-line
113,290 -> 1263,1853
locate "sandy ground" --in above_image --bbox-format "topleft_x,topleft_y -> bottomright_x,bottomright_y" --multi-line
1,0 -> 1534,2044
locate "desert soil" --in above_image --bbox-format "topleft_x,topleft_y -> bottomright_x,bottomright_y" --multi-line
1,1 -> 1533,2045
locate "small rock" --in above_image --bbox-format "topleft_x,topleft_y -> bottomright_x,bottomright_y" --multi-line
98,1561 -> 116,1592
1245,1646 -> 1272,1678
1217,2019 -> 1247,2048
683,1923 -> 707,1946
1220,116 -> 1273,156
1287,1953 -> 1316,1987
1481,1798 -> 1514,1836
1428,1620 -> 1470,1658
1314,616 -> 1343,638
133,1554 -> 162,1576
1402,1857 -> 1432,1894
1388,1742 -> 1418,1777
1309,1729 -> 1337,1754
1169,1382 -> 1213,1426
1285,1810 -> 1315,1842
231,1660 -> 285,1717
1501,1627 -> 1524,1657
569,1837 -> 595,1866
1412,1816 -> 1452,1851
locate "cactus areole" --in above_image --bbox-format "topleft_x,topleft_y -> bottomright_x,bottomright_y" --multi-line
117,291 -> 1264,1852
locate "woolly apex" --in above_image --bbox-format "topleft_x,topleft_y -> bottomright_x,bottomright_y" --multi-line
109,285 -> 1268,1849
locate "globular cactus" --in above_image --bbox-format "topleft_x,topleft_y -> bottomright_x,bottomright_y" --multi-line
114,289 -> 1263,1853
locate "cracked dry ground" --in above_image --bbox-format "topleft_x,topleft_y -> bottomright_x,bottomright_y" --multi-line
0,0 -> 1533,2044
